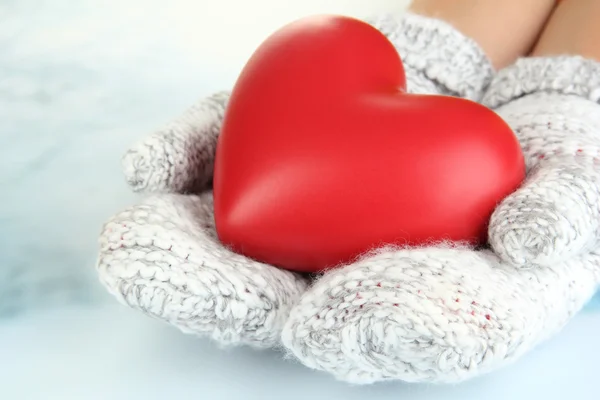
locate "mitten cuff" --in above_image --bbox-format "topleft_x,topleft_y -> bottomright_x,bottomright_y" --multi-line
368,12 -> 494,100
482,56 -> 600,109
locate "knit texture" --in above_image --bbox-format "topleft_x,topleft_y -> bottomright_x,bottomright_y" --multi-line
281,245 -> 600,383
482,56 -> 600,267
367,12 -> 494,100
97,13 -> 498,364
280,56 -> 600,384
97,192 -> 308,348
122,91 -> 229,194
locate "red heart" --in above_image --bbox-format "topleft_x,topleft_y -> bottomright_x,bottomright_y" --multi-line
213,15 -> 525,273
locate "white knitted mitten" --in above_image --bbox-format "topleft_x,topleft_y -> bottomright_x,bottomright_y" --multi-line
98,93 -> 308,349
281,56 -> 600,383
484,56 -> 600,267
96,12 -> 493,349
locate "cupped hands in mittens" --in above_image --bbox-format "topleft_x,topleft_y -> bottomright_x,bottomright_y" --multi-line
97,12 -> 493,350
96,12 -> 600,386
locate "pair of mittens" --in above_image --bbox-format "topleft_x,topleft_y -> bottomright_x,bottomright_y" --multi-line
97,13 -> 600,384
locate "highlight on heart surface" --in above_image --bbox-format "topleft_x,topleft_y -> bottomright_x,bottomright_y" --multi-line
212,14 -> 525,273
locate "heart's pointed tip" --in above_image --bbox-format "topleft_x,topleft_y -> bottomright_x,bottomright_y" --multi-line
214,193 -> 350,273
214,219 -> 331,274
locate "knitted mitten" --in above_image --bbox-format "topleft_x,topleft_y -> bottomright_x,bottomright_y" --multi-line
484,56 -> 600,266
282,56 -> 600,383
96,12 -> 493,349
98,93 -> 307,348
366,13 -> 493,100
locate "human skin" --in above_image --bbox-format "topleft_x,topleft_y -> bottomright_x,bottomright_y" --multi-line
409,0 -> 556,69
532,0 -> 600,61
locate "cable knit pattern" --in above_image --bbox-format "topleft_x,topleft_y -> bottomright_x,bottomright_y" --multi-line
367,12 -> 494,100
122,91 -> 229,194
97,192 -> 308,348
282,245 -> 600,384
482,57 -> 600,267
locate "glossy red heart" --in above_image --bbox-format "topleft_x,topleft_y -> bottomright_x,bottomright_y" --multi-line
213,15 -> 525,273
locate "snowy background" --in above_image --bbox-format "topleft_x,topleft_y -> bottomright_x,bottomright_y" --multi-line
1,0 -> 599,399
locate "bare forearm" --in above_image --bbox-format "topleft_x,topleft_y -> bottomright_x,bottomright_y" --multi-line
409,0 -> 556,69
532,0 -> 600,61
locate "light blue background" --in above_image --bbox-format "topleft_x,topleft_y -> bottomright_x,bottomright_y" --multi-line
1,1 -> 599,399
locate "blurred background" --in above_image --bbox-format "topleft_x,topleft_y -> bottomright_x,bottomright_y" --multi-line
1,0 -> 408,317
1,0 -> 598,399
